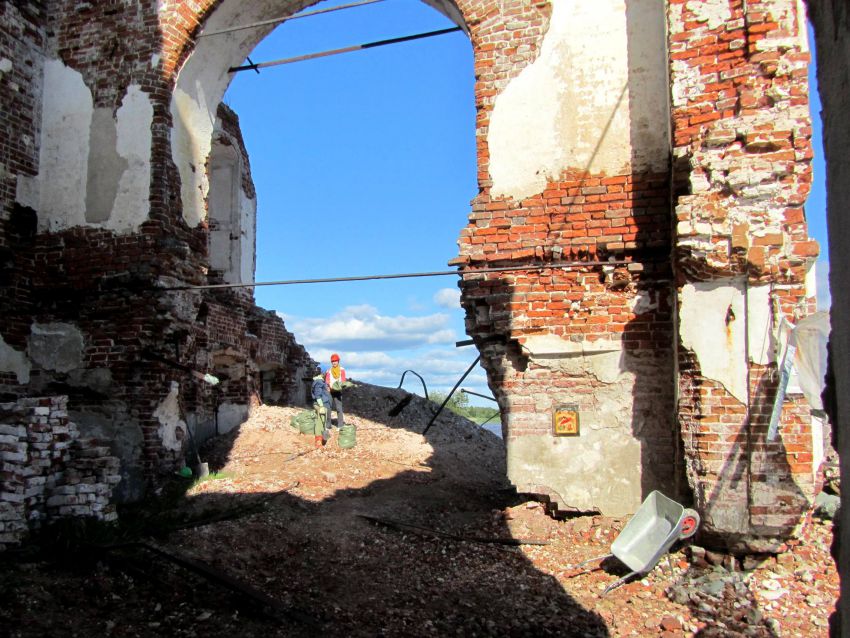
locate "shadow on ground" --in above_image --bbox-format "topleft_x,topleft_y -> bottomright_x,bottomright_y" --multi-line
0,382 -> 610,637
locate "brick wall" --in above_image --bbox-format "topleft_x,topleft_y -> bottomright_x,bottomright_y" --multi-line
0,0 -> 823,540
0,3 -> 46,238
0,396 -> 120,550
669,0 -> 818,549
0,1 -> 316,498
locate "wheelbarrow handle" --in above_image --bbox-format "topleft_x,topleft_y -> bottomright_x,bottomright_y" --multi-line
601,570 -> 639,596
576,553 -> 613,570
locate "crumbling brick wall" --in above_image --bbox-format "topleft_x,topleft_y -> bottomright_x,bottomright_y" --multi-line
0,396 -> 120,550
0,0 -> 823,548
0,2 -> 316,503
668,0 -> 818,550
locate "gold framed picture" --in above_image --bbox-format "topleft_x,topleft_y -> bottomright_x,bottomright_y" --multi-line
553,404 -> 580,436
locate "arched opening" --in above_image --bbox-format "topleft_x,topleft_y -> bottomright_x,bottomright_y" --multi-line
168,0 -> 482,436
207,113 -> 256,287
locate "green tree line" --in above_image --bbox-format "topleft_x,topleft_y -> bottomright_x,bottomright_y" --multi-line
429,391 -> 499,424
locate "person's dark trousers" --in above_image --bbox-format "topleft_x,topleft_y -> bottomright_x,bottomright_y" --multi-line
331,393 -> 344,429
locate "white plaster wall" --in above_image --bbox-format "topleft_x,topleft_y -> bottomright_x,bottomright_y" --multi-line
488,0 -> 669,201
15,59 -> 153,233
17,59 -> 91,231
208,158 -> 237,277
509,336 -> 674,516
27,322 -> 84,374
240,187 -> 257,284
508,427 -> 641,517
680,281 -> 773,404
109,85 -> 154,232
153,381 -> 188,453
0,335 -> 31,384
170,0 -> 281,227
217,402 -> 250,434
207,135 -> 257,284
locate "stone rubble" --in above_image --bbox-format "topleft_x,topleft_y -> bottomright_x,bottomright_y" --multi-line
1,386 -> 836,636
0,396 -> 120,549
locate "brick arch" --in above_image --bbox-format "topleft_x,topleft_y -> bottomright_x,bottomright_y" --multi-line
153,0 -> 820,540
159,0 -> 682,519
157,0 -> 551,228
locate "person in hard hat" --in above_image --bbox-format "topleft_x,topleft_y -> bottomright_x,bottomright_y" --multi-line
324,353 -> 348,430
310,373 -> 332,448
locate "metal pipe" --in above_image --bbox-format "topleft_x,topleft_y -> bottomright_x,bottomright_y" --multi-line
422,354 -> 480,435
198,0 -> 385,38
229,27 -> 463,73
460,388 -> 497,402
397,369 -> 429,400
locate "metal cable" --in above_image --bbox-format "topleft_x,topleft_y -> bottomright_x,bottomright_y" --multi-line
198,0 -> 385,38
158,259 -> 634,291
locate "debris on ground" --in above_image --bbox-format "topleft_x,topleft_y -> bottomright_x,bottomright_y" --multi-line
0,383 -> 838,637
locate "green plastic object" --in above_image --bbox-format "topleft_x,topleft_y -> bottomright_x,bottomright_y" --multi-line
337,425 -> 356,449
291,409 -> 319,435
179,466 -> 193,478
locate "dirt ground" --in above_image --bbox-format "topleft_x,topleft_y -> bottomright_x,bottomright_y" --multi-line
0,383 -> 839,637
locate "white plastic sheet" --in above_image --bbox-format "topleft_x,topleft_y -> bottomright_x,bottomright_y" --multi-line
768,312 -> 830,440
793,311 -> 831,411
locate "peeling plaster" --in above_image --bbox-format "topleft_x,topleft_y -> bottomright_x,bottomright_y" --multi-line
686,0 -> 732,30
171,0 -> 279,226
0,334 -> 31,383
630,290 -> 659,315
680,281 -> 773,404
522,335 -> 622,357
17,59 -> 91,230
109,85 -> 154,232
508,430 -> 641,516
208,134 -> 257,285
522,335 -> 625,384
27,323 -> 84,374
153,381 -> 187,453
217,402 -> 249,434
15,61 -> 153,234
507,335 -> 671,515
87,108 -> 126,223
488,0 -> 668,201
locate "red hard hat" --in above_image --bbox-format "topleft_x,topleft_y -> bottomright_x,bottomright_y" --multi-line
330,353 -> 340,362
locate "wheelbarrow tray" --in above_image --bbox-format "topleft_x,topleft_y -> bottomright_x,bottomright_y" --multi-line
610,490 -> 685,574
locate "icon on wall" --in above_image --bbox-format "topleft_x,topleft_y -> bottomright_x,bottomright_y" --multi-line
553,404 -> 580,436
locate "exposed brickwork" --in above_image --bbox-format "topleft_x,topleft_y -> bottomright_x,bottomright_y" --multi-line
0,396 -> 120,550
0,2 -> 316,496
458,170 -> 671,264
668,0 -> 818,548
0,0 -> 823,544
669,0 -> 813,282
0,3 -> 46,246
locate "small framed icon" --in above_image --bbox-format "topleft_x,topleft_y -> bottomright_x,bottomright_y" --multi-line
553,404 -> 580,436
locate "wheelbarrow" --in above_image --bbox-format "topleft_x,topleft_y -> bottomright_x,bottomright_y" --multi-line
575,490 -> 700,595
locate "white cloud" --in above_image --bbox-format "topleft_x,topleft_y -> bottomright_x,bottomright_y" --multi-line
433,287 -> 461,309
287,304 -> 457,351
281,305 -> 495,405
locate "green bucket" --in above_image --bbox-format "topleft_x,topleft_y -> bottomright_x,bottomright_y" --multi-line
338,425 -> 356,449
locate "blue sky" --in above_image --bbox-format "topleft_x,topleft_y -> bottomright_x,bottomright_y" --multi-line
223,0 -> 830,404
224,0 -> 487,401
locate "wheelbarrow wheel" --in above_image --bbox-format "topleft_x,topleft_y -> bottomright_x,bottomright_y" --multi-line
679,509 -> 700,539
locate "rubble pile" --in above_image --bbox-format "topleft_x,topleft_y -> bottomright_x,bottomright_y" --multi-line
0,386 -> 838,636
0,396 -> 120,549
